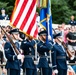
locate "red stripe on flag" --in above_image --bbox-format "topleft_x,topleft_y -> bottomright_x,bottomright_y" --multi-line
33,26 -> 38,38
26,13 -> 36,34
13,0 -> 28,27
20,0 -> 36,30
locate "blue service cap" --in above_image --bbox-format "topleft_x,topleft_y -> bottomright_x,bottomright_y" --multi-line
38,30 -> 47,36
9,28 -> 19,34
53,33 -> 62,39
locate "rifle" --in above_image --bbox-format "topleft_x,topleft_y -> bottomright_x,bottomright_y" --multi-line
34,40 -> 39,65
52,28 -> 73,58
0,26 -> 20,55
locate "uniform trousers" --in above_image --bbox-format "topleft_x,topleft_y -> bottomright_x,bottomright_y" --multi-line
48,67 -> 52,75
40,68 -> 49,75
7,69 -> 20,75
23,68 -> 37,75
58,68 -> 67,75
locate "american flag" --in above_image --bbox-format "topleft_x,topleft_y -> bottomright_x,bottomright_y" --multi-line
10,0 -> 38,38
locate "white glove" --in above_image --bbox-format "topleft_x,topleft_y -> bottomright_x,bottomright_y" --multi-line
48,35 -> 51,40
34,60 -> 39,65
70,55 -> 75,60
53,69 -> 58,74
17,54 -> 24,60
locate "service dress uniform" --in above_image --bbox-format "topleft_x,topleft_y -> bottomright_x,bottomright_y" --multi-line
4,42 -> 21,75
37,30 -> 53,75
52,33 -> 67,75
37,41 -> 53,75
21,38 -> 37,75
4,29 -> 22,75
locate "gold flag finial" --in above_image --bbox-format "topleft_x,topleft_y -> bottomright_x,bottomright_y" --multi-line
42,0 -> 47,8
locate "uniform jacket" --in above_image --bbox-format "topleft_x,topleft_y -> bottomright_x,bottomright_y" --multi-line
4,42 -> 20,70
37,41 -> 52,68
21,39 -> 36,69
52,43 -> 67,70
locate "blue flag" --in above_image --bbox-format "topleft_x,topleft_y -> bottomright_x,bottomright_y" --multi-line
40,0 -> 52,41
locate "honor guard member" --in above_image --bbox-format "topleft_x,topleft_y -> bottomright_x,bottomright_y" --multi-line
4,29 -> 24,75
37,30 -> 53,75
52,33 -> 68,75
20,35 -> 37,75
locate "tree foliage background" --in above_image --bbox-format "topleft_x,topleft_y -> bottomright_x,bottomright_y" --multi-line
51,0 -> 76,24
0,0 -> 76,24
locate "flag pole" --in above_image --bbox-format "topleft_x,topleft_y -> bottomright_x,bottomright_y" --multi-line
46,0 -> 53,68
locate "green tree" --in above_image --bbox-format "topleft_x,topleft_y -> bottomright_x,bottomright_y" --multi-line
51,0 -> 76,24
